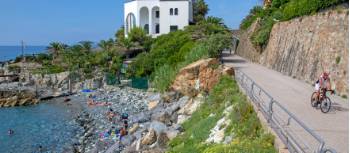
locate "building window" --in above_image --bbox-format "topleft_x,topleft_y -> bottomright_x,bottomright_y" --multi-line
156,11 -> 160,18
170,25 -> 178,32
175,8 -> 178,15
170,8 -> 173,15
156,24 -> 160,34
144,24 -> 149,34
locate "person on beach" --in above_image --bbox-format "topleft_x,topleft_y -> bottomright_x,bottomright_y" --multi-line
119,127 -> 127,141
123,120 -> 128,129
107,109 -> 116,122
88,95 -> 112,107
87,95 -> 95,106
121,113 -> 128,120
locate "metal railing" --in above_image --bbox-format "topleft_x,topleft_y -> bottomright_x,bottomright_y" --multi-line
234,70 -> 335,153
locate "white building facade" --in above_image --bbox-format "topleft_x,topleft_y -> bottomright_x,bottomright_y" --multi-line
124,0 -> 194,37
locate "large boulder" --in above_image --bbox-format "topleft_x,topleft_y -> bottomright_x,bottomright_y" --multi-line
171,58 -> 234,97
141,129 -> 157,145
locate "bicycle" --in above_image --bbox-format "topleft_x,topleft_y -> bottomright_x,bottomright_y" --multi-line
311,89 -> 334,113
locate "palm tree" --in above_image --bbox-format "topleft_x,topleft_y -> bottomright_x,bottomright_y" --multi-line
194,0 -> 209,22
205,16 -> 224,25
120,37 -> 134,52
79,41 -> 94,53
98,39 -> 114,52
47,42 -> 66,61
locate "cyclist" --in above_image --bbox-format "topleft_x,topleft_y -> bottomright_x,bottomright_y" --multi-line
314,72 -> 334,105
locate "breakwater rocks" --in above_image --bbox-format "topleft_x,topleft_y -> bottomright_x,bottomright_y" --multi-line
0,89 -> 38,107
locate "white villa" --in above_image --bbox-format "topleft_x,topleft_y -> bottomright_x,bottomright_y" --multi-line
124,0 -> 195,37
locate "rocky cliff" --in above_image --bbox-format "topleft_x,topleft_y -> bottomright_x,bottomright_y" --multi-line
236,7 -> 349,97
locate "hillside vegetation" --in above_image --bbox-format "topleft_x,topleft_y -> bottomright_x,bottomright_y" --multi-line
240,0 -> 347,48
128,17 -> 232,92
168,76 -> 276,153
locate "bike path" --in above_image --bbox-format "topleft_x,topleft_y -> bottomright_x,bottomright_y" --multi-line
222,51 -> 349,153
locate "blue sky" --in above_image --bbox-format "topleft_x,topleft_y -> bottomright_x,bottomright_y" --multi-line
0,0 -> 261,46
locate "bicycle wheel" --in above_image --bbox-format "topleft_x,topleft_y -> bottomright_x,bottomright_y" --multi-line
320,97 -> 331,113
310,92 -> 318,108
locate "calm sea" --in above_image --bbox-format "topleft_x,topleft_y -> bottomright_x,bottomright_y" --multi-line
0,46 -> 47,62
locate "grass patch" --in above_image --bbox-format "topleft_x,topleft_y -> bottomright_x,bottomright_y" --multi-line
167,76 -> 276,153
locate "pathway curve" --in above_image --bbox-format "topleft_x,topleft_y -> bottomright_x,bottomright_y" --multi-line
222,51 -> 349,153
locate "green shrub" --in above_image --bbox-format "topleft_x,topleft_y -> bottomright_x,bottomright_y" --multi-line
168,41 -> 195,66
282,0 -> 346,20
33,65 -> 65,74
251,17 -> 275,47
129,30 -> 191,77
240,6 -> 264,30
35,53 -> 52,64
271,0 -> 290,9
8,65 -> 21,73
242,0 -> 345,48
152,64 -> 178,92
129,20 -> 231,91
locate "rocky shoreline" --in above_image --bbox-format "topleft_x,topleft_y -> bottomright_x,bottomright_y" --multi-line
71,86 -> 204,153
0,58 -> 234,153
69,58 -> 234,153
65,86 -> 150,153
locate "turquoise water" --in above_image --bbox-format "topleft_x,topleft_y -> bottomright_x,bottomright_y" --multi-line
0,99 -> 83,153
0,46 -> 47,62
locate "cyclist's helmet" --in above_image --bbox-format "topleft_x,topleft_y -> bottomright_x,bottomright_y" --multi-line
322,72 -> 329,79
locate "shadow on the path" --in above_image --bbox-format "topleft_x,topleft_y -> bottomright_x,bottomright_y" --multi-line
222,58 -> 246,64
331,102 -> 349,112
325,102 -> 349,114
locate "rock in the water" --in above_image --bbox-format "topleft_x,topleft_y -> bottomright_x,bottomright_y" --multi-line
141,129 -> 157,145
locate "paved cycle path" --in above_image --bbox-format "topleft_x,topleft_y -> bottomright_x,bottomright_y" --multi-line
222,51 -> 349,153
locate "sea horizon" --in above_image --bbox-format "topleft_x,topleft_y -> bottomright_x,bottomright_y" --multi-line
0,45 -> 48,62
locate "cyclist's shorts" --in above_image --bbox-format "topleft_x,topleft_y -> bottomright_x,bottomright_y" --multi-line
315,83 -> 320,91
